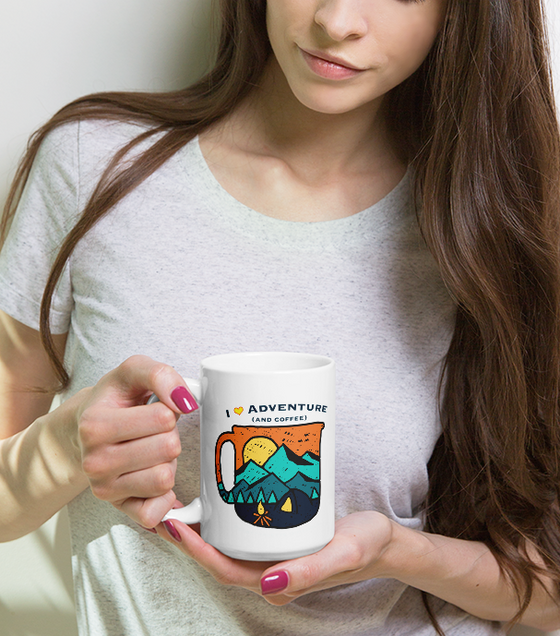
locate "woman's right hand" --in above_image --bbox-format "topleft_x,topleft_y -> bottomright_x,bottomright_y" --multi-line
74,355 -> 197,529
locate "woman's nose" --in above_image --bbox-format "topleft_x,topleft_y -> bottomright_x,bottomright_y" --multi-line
314,0 -> 368,42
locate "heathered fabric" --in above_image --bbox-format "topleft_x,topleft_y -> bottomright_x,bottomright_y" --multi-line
0,120 -> 505,635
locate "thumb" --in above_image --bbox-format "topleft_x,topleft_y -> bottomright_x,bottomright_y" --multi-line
259,512 -> 393,600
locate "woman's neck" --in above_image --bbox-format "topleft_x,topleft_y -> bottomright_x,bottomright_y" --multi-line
217,58 -> 400,184
199,58 -> 407,222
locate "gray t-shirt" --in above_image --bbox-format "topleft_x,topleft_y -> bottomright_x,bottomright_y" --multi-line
0,120 -> 504,635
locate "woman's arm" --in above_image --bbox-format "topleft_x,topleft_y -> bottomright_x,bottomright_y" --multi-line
0,394 -> 89,540
273,515 -> 560,629
0,310 -> 67,439
0,310 -> 87,539
381,520 -> 560,631
0,311 -> 192,540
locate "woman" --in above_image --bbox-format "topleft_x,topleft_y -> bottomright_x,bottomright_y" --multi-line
1,0 -> 559,633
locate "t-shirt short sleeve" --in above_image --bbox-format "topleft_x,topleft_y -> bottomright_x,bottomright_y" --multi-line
0,123 -> 80,333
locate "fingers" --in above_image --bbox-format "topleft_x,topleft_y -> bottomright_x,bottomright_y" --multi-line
75,355 -> 195,526
152,513 -> 392,604
81,405 -> 181,488
156,520 -> 273,592
154,517 -> 361,600
80,400 -> 179,446
108,355 -> 198,414
83,428 -> 180,504
119,491 -> 179,529
89,458 -> 179,501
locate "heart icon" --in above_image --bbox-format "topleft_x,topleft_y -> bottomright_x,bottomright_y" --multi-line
234,407 -> 243,416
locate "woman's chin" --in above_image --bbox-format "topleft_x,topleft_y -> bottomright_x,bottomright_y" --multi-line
286,81 -> 383,118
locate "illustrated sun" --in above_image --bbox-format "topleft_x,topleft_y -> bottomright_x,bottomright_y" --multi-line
253,501 -> 272,526
242,437 -> 278,466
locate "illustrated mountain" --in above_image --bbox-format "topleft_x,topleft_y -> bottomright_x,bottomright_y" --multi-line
218,441 -> 322,528
263,444 -> 320,482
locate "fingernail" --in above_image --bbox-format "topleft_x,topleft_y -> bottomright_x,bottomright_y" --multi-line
171,386 -> 198,414
261,571 -> 289,595
136,523 -> 157,534
164,520 -> 182,543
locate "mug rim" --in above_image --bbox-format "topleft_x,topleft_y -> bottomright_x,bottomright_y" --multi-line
200,351 -> 333,375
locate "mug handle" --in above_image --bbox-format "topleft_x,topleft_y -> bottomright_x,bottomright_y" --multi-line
147,379 -> 203,524
214,432 -> 236,502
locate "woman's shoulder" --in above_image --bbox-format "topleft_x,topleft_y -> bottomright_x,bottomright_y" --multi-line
39,118 -> 156,173
32,117 -> 164,213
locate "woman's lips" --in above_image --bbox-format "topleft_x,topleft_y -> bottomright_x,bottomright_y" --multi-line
299,47 -> 367,80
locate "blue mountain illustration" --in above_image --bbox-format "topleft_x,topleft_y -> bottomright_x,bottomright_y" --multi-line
285,472 -> 320,499
222,442 -> 322,528
264,444 -> 320,482
235,460 -> 269,486
232,472 -> 289,504
302,451 -> 320,465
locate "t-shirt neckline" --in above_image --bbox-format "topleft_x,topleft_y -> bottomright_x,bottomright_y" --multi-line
179,135 -> 415,251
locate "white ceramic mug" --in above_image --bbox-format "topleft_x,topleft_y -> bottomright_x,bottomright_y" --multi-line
150,352 -> 335,561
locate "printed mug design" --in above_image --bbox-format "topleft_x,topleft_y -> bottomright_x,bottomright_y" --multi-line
215,422 -> 325,529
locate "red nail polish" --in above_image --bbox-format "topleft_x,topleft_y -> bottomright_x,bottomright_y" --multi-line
261,571 -> 289,595
171,386 -> 198,414
164,520 -> 182,543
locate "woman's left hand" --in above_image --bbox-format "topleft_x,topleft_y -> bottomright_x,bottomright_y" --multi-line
154,507 -> 560,629
154,511 -> 394,604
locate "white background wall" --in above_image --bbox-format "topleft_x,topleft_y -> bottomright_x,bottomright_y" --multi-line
0,0 -> 215,213
0,1 -> 559,635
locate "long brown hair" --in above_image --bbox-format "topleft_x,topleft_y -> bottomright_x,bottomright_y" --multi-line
2,0 -> 560,630
393,0 -> 560,630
